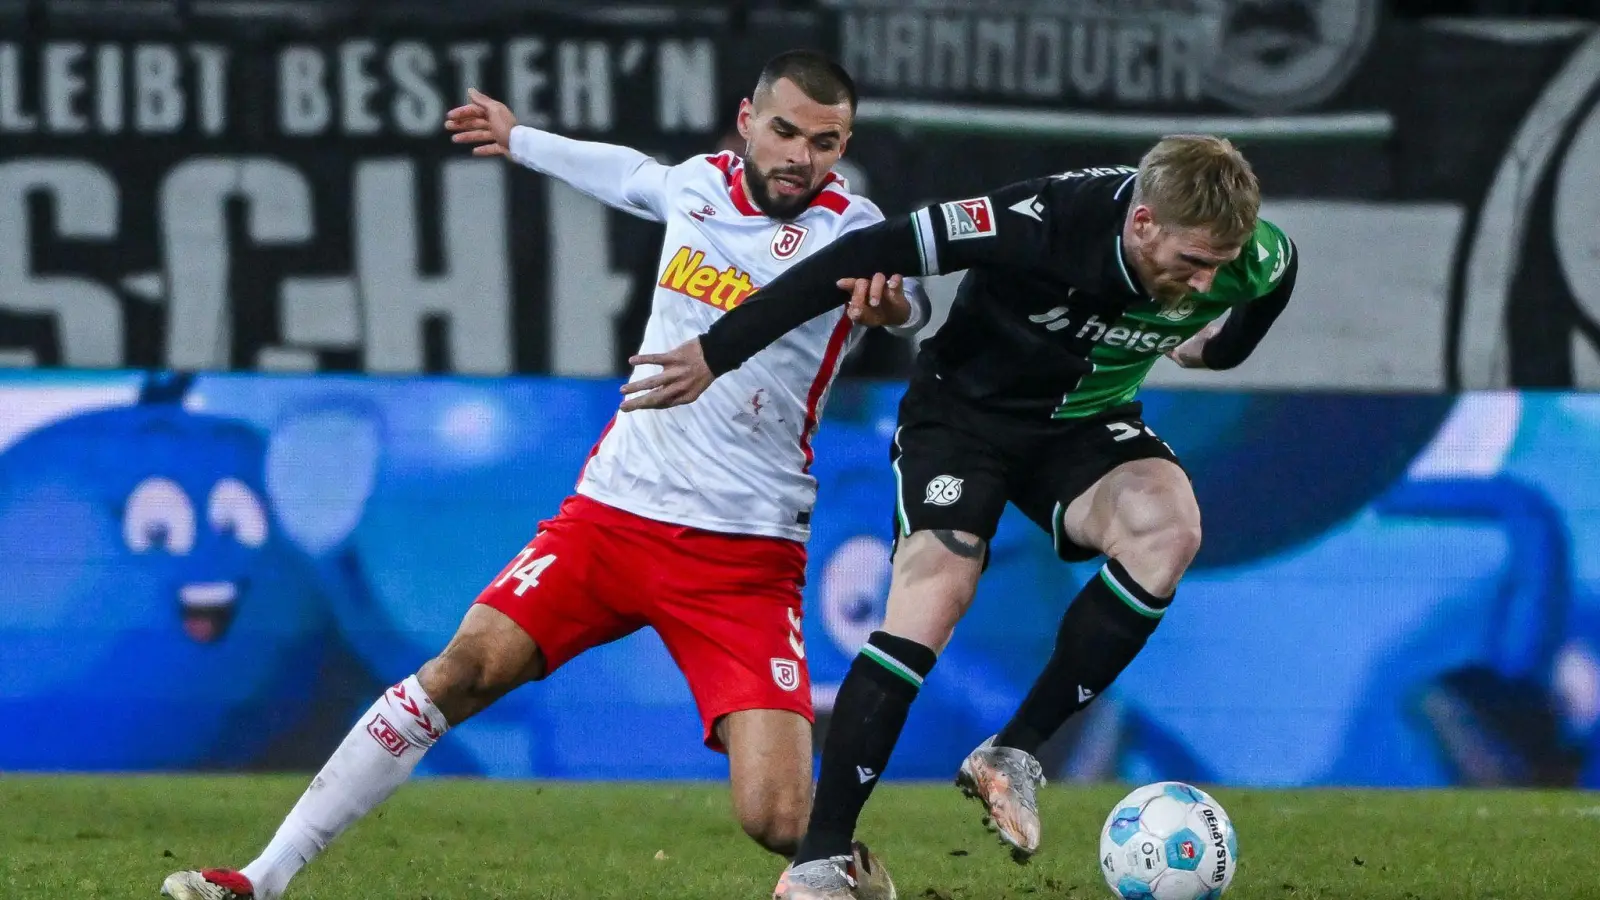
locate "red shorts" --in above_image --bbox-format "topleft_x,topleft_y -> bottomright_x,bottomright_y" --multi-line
474,494 -> 812,751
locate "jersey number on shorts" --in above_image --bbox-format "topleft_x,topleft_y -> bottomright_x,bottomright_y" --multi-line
496,547 -> 558,596
1106,421 -> 1173,455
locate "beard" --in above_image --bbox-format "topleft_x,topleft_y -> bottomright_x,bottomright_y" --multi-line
742,152 -> 822,220
1136,242 -> 1193,308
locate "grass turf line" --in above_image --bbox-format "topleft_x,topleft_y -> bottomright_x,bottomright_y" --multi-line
2,775 -> 1595,899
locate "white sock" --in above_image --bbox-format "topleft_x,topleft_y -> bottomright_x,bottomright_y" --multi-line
240,675 -> 448,899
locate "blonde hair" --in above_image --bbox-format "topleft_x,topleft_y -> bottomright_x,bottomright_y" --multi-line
1132,135 -> 1260,247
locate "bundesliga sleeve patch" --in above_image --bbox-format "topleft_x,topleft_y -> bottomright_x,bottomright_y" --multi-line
939,197 -> 996,241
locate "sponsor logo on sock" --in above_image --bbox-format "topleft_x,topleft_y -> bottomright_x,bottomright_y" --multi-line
366,713 -> 409,757
389,681 -> 444,742
856,765 -> 878,784
1077,685 -> 1095,703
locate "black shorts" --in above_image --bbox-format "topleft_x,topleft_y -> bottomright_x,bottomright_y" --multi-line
889,381 -> 1185,563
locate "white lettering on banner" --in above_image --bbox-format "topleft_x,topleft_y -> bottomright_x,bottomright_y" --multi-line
559,41 -> 612,131
0,44 -> 38,131
339,40 -> 383,136
0,37 -> 714,138
0,41 -> 228,135
280,46 -> 330,135
447,43 -> 492,103
0,161 -> 123,366
389,41 -> 443,137
658,39 -> 714,132
135,44 -> 185,133
355,159 -> 511,375
43,43 -> 90,134
191,45 -> 228,135
161,158 -> 315,370
0,157 -> 517,374
841,11 -> 1209,105
836,2 -> 1377,115
548,180 -> 633,376
505,37 -> 552,129
96,45 -> 122,132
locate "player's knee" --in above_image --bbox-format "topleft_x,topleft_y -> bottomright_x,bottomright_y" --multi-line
735,788 -> 809,856
883,529 -> 983,648
1116,519 -> 1201,597
417,637 -> 541,724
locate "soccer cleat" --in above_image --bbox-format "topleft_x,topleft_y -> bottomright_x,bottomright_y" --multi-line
161,869 -> 255,900
851,840 -> 898,900
774,840 -> 896,900
956,735 -> 1045,862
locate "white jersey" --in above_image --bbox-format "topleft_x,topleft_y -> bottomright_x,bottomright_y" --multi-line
508,127 -> 928,543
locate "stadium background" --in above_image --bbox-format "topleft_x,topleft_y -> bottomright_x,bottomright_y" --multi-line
5,0 -> 1600,790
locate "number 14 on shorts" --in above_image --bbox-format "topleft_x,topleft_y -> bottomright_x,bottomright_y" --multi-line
495,544 -> 557,596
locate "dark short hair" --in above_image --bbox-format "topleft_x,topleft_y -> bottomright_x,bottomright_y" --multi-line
754,50 -> 857,113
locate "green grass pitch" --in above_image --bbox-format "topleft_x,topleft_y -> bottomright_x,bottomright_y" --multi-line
2,775 -> 1594,899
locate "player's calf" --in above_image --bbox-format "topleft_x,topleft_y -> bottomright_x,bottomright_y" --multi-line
417,605 -> 548,722
723,710 -> 814,856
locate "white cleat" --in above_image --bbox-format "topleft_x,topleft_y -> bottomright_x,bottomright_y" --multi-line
956,735 -> 1045,862
773,841 -> 896,900
161,869 -> 255,900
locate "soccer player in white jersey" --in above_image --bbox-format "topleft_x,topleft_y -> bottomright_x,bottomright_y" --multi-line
159,51 -> 925,900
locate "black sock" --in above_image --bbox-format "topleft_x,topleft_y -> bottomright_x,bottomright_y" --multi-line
795,631 -> 937,864
994,559 -> 1171,755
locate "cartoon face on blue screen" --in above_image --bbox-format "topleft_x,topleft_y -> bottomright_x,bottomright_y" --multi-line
0,375 -> 329,771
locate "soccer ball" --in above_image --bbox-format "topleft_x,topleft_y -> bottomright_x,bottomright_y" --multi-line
1098,781 -> 1238,900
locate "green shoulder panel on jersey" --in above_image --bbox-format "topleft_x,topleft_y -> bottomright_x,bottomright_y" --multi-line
1050,218 -> 1293,419
1202,218 -> 1293,303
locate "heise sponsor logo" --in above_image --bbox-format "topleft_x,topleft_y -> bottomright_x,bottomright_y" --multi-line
658,246 -> 757,310
1030,310 -> 1187,354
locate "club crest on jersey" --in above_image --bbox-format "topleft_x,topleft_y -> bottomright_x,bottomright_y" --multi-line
940,197 -> 996,241
770,658 -> 801,691
771,223 -> 809,261
1157,299 -> 1197,321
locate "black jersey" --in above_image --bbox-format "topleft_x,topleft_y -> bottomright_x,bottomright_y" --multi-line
697,167 -> 1297,419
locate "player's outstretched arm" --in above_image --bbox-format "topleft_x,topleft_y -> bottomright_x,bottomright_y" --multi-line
695,214 -> 929,376
1167,238 -> 1299,370
445,88 -> 670,222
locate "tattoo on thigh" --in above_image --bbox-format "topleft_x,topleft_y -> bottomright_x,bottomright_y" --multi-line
932,529 -> 985,560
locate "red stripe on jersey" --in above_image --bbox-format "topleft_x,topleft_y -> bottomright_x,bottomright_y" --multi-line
727,166 -> 763,217
576,413 -> 619,487
799,314 -> 854,473
810,187 -> 851,215
705,152 -> 763,216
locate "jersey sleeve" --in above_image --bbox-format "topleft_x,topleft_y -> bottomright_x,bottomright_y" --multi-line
1201,236 -> 1299,370
506,125 -> 670,222
696,213 -> 929,375
843,198 -> 932,337
696,177 -> 1073,376
908,177 -> 1063,276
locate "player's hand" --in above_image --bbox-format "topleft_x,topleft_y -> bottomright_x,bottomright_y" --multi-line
1165,320 -> 1224,369
839,273 -> 910,327
445,88 -> 516,157
619,339 -> 715,412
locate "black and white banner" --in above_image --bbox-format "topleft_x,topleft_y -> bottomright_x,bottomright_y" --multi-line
0,21 -> 728,375
5,8 -> 1600,389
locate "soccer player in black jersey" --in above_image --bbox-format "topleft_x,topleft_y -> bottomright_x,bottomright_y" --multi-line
622,136 -> 1299,899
